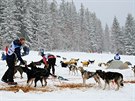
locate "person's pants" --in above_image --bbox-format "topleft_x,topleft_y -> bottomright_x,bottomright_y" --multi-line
2,57 -> 15,82
48,58 -> 56,75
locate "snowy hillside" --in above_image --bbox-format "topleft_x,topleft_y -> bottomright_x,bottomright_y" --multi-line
0,51 -> 135,101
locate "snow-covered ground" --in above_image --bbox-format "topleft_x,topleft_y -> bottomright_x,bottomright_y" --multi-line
0,51 -> 135,101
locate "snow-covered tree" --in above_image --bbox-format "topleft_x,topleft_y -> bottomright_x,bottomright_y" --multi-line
79,3 -> 87,51
124,14 -> 135,55
0,0 -> 7,48
1,0 -> 133,53
88,13 -> 97,52
1,0 -> 18,43
111,16 -> 122,53
95,19 -> 104,53
103,24 -> 111,52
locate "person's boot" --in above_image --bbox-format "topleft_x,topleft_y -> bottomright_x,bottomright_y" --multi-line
8,82 -> 17,85
1,79 -> 8,83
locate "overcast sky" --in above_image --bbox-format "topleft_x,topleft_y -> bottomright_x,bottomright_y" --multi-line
56,0 -> 135,28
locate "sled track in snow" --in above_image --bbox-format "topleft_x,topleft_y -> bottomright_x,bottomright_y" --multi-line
0,85 -> 54,93
0,80 -> 135,93
0,83 -> 95,93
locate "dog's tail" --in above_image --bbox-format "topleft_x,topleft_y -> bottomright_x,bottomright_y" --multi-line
120,79 -> 124,86
120,75 -> 124,86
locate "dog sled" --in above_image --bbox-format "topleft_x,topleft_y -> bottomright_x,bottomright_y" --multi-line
106,60 -> 129,69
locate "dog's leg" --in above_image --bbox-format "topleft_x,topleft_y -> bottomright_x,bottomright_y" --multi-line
34,78 -> 39,87
94,76 -> 101,87
14,70 -> 17,79
27,80 -> 30,86
97,76 -> 102,87
98,80 -> 102,87
27,79 -> 32,86
72,68 -> 74,75
27,78 -> 35,87
115,77 -> 123,91
43,78 -> 47,86
18,71 -> 23,79
20,73 -> 23,79
73,70 -> 75,76
76,69 -> 78,76
69,70 -> 70,75
106,79 -> 111,90
30,78 -> 35,86
107,81 -> 110,90
40,78 -> 43,87
83,78 -> 86,86
76,69 -> 78,75
115,80 -> 119,91
103,81 -> 107,90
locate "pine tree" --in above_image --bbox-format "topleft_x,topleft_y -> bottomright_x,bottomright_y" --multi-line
95,19 -> 103,53
88,13 -> 97,52
0,0 -> 6,48
79,3 -> 87,51
111,17 -> 122,53
1,0 -> 18,44
124,14 -> 135,55
13,0 -> 31,39
50,0 -> 60,50
103,24 -> 110,52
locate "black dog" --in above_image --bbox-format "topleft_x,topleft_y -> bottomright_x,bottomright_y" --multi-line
96,70 -> 124,90
20,65 -> 49,87
60,61 -> 68,68
27,62 -> 58,87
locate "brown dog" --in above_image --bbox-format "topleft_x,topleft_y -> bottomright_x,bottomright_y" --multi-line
78,67 -> 101,86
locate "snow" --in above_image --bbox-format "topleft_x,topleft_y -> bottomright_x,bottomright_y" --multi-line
0,51 -> 135,101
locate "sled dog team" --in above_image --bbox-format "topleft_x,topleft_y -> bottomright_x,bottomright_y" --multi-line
1,37 -> 134,91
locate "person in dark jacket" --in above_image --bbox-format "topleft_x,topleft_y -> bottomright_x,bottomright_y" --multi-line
1,38 -> 27,85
